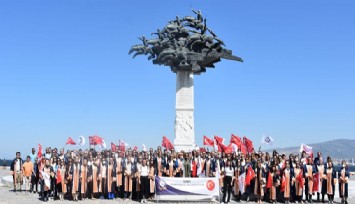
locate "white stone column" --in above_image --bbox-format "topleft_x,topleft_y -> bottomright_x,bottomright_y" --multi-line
174,70 -> 196,152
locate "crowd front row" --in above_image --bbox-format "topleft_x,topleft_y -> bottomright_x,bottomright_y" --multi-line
10,147 -> 351,204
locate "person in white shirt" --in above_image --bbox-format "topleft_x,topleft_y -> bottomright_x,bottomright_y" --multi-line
140,158 -> 149,203
222,159 -> 234,204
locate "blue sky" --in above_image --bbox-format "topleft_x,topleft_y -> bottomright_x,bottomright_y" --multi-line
1,1 -> 354,159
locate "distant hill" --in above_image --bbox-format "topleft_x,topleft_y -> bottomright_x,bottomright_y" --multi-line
266,139 -> 355,159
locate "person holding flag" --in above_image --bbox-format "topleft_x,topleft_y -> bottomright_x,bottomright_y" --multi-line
41,158 -> 54,202
233,159 -> 243,202
304,157 -> 316,203
244,156 -> 255,203
293,161 -> 304,204
57,159 -> 66,201
267,165 -> 279,204
254,160 -> 266,204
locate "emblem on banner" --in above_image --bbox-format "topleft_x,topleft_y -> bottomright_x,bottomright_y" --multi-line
206,180 -> 215,191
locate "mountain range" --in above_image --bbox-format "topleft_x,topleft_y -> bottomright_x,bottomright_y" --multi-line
266,139 -> 355,159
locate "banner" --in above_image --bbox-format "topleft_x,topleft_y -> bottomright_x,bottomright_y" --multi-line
155,176 -> 219,201
238,172 -> 246,194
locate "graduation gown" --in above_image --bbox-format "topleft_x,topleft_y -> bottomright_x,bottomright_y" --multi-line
293,167 -> 304,196
165,160 -> 175,177
71,164 -> 80,194
325,167 -> 336,195
154,157 -> 165,177
254,167 -> 265,198
148,166 -> 155,193
283,168 -> 293,199
59,166 -> 67,193
99,164 -> 107,193
116,157 -> 123,187
91,164 -> 99,193
107,164 -> 115,193
269,172 -> 279,200
304,164 -> 315,194
80,165 -> 88,194
338,168 -> 349,198
317,164 -> 326,194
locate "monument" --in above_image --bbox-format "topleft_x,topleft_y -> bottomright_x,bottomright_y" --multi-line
129,10 -> 243,152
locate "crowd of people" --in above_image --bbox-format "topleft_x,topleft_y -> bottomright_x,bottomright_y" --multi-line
10,145 -> 351,203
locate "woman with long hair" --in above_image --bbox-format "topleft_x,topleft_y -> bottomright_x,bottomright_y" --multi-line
222,159 -> 234,204
325,161 -> 336,203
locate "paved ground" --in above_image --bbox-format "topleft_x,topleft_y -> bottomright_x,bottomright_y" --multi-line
1,168 -> 354,204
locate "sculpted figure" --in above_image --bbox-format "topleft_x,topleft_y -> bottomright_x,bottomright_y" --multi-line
129,10 -> 242,74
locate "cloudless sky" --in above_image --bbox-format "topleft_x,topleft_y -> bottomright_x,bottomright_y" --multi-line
1,0 -> 354,159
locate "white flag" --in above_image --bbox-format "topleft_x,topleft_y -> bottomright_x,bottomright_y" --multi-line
261,135 -> 274,145
77,136 -> 85,146
119,139 -> 129,147
101,139 -> 107,149
142,144 -> 147,151
231,143 -> 238,153
238,172 -> 246,194
41,171 -> 51,189
299,143 -> 312,154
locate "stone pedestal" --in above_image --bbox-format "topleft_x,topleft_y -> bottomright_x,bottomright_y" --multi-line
174,70 -> 196,152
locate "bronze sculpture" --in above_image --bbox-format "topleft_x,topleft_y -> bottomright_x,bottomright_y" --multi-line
129,9 -> 243,74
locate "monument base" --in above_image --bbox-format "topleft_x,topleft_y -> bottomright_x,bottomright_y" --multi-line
174,70 -> 196,152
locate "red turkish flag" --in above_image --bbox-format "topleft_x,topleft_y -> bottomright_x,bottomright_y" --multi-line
230,134 -> 242,146
37,144 -> 42,160
281,173 -> 286,192
66,137 -> 76,145
134,146 -> 138,151
216,142 -> 234,153
56,169 -> 62,184
281,160 -> 286,170
266,172 -> 273,189
231,134 -> 247,154
191,159 -> 197,177
214,135 -> 225,144
297,169 -> 304,186
89,135 -> 103,145
312,172 -> 320,192
203,135 -> 214,147
111,142 -> 116,152
243,136 -> 254,154
245,166 -> 255,186
240,143 -> 247,155
162,136 -> 174,150
199,147 -> 206,153
226,144 -> 234,154
118,139 -> 128,152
